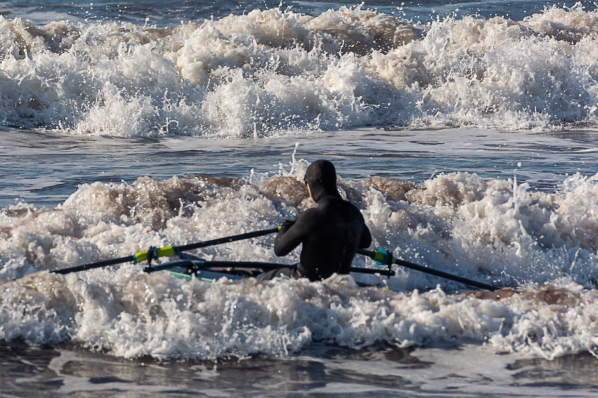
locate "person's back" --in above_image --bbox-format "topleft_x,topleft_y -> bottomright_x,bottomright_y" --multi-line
261,160 -> 371,281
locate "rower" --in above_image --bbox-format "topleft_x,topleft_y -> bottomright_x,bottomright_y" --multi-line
258,160 -> 372,281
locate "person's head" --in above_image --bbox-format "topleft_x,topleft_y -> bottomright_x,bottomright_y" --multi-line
304,160 -> 341,202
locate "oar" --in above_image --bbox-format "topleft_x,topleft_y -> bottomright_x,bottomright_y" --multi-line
51,227 -> 281,275
358,249 -> 499,291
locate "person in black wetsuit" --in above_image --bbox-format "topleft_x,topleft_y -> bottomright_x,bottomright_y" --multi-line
258,160 -> 372,281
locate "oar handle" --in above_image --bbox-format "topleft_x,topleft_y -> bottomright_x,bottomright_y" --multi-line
358,249 -> 498,291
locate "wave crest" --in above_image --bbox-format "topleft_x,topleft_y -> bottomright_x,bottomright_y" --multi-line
1,5 -> 598,135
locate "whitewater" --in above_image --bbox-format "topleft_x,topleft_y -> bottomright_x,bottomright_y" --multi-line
1,0 -> 598,396
3,1 -> 598,136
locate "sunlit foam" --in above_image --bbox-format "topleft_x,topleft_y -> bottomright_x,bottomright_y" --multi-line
1,5 -> 598,136
1,163 -> 598,360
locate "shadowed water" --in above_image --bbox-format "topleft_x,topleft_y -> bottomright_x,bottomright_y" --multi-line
3,341 -> 598,397
2,127 -> 597,208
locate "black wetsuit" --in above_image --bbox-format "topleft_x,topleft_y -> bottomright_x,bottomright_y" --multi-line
259,160 -> 372,281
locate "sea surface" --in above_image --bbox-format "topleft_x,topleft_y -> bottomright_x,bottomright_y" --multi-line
2,0 -> 598,396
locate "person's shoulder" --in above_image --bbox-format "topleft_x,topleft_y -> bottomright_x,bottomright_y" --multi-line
336,198 -> 366,219
317,196 -> 352,207
337,197 -> 361,210
296,206 -> 321,223
319,197 -> 362,215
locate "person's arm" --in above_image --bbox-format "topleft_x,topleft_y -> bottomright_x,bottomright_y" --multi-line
274,211 -> 315,256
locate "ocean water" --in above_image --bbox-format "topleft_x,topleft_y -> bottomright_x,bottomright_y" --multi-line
2,0 -> 598,396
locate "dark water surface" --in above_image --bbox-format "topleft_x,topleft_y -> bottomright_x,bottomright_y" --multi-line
2,0 -> 592,26
3,127 -> 598,208
3,341 -> 598,397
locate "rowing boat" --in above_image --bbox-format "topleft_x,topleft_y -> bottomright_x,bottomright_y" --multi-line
48,227 -> 498,291
143,252 -> 400,290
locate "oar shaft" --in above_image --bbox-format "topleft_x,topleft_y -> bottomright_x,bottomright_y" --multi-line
51,227 -> 281,275
174,228 -> 280,253
393,258 -> 497,291
51,255 -> 135,275
358,249 -> 498,291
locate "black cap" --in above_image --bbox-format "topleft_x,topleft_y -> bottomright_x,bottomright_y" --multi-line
304,160 -> 341,201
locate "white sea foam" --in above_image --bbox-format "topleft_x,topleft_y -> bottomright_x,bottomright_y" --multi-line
1,5 -> 598,136
1,166 -> 598,360
1,269 -> 596,361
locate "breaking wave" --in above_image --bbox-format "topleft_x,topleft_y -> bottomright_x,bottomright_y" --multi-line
1,162 -> 598,360
2,4 -> 598,137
